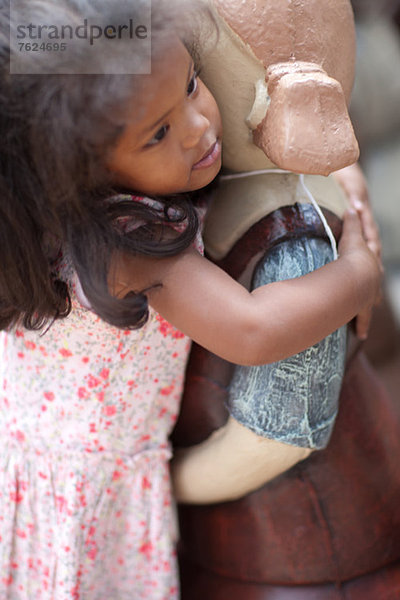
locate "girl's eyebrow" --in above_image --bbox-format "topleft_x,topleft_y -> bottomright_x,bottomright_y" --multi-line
142,59 -> 194,136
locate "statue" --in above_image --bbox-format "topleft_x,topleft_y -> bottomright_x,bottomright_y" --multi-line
172,1 -> 400,598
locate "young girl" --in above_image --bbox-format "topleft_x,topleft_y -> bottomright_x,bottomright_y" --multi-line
0,1 -> 380,599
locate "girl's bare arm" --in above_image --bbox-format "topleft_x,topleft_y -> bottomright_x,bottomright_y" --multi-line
113,210 -> 380,366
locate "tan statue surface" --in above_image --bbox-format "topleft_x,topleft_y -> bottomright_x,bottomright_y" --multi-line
202,0 -> 358,175
199,0 -> 359,263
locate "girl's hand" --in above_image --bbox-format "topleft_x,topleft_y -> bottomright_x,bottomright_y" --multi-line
334,163 -> 382,264
338,208 -> 382,340
334,163 -> 383,340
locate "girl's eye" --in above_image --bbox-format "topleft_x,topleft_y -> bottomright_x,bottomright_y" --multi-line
146,124 -> 169,147
187,72 -> 199,96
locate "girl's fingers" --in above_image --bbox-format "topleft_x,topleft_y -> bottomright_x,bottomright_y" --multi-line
349,195 -> 383,263
355,306 -> 372,341
339,208 -> 363,248
342,207 -> 361,228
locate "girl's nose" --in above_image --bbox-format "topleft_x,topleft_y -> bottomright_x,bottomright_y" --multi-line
181,109 -> 210,149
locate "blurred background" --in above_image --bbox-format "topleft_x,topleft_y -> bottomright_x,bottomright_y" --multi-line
350,0 -> 400,398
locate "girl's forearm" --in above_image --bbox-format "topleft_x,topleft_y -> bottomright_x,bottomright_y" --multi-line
240,250 -> 375,364
148,247 -> 378,365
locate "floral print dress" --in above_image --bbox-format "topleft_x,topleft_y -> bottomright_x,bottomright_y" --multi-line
0,197 -> 203,599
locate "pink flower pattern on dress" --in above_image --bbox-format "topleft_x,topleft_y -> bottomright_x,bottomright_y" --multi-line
0,196 -> 205,599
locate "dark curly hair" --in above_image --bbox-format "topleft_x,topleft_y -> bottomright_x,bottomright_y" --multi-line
0,0 -> 215,331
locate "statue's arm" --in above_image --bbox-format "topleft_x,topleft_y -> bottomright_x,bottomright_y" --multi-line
172,236 -> 347,504
172,416 -> 311,504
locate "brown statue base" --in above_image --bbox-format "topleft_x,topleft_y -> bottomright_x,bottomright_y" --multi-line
175,349 -> 400,599
179,555 -> 400,600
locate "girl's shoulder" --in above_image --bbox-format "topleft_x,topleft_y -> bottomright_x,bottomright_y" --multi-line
56,193 -> 206,312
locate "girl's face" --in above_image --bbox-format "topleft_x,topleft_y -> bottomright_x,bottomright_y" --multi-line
107,40 -> 222,196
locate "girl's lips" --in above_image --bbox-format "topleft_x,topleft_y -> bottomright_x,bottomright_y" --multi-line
192,140 -> 221,170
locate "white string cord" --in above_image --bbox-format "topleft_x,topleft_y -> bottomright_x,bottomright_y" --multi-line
220,168 -> 291,181
298,174 -> 338,259
220,169 -> 338,260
